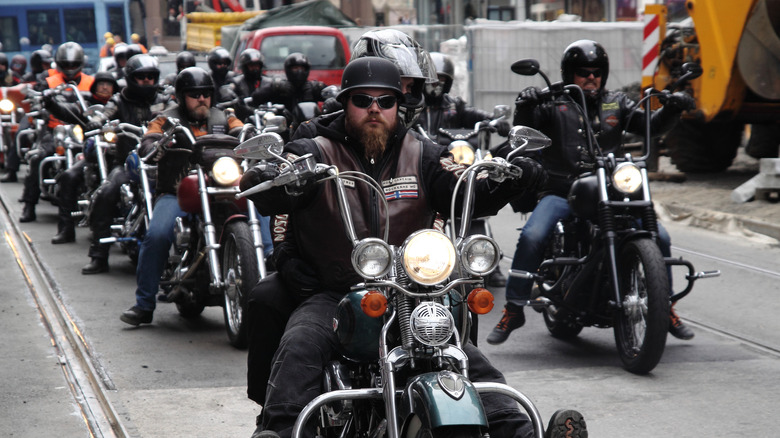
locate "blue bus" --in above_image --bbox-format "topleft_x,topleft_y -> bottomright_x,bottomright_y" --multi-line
0,0 -> 131,73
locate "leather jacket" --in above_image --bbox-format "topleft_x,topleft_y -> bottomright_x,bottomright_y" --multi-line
418,93 -> 492,137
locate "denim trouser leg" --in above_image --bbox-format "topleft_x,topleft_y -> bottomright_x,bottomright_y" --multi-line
134,194 -> 186,311
505,195 -> 571,303
259,214 -> 273,258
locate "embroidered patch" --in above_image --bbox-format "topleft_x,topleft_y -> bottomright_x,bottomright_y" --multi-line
602,102 -> 619,110
605,115 -> 619,127
272,214 -> 289,242
383,175 -> 418,200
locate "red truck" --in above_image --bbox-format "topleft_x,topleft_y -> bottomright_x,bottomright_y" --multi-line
232,26 -> 351,86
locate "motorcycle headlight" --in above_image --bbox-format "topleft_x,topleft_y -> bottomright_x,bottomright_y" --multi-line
402,230 -> 456,286
0,99 -> 14,113
212,156 -> 242,186
410,302 -> 455,346
458,235 -> 501,276
352,238 -> 393,279
103,130 -> 117,143
449,140 -> 475,165
71,125 -> 84,142
612,162 -> 642,194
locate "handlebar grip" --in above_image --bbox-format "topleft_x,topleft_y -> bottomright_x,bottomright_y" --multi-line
236,180 -> 273,199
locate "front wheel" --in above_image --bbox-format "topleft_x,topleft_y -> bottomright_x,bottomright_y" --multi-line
221,221 -> 260,349
613,239 -> 670,374
405,415 -> 484,438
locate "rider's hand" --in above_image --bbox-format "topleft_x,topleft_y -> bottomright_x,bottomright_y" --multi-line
495,118 -> 511,137
42,89 -> 57,107
515,86 -> 541,108
511,156 -> 547,192
322,97 -> 342,115
240,162 -> 279,192
24,148 -> 43,163
149,146 -> 166,163
664,91 -> 695,112
85,119 -> 103,132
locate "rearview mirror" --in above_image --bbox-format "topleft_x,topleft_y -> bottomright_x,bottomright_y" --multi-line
234,132 -> 284,160
508,125 -> 551,154
511,59 -> 540,76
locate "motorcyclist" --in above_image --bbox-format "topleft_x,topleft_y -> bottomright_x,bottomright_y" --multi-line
18,42 -> 95,223
486,39 -> 697,345
241,56 -> 549,438
231,48 -> 269,121
47,71 -> 119,244
162,50 -> 196,87
0,53 -> 14,86
23,49 -> 53,83
418,52 -> 512,287
10,54 -> 27,85
62,55 -> 174,275
119,66 -> 243,326
109,43 -> 129,81
250,53 -> 326,132
207,46 -> 237,107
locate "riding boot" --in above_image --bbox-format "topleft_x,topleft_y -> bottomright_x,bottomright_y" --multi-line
0,171 -> 17,183
19,203 -> 36,222
83,239 -> 110,274
52,215 -> 76,244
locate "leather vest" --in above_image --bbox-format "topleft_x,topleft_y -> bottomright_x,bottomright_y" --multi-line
294,134 -> 436,293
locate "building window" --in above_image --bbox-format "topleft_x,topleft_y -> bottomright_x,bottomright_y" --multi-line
108,6 -> 128,41
27,10 -> 62,46
0,17 -> 21,51
64,8 -> 97,43
569,0 -> 606,22
488,6 -> 515,21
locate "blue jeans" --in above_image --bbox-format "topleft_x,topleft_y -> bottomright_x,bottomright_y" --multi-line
134,194 -> 187,311
506,195 -> 673,303
257,212 -> 273,258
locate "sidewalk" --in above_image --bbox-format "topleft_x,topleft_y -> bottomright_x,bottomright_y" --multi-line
651,152 -> 780,242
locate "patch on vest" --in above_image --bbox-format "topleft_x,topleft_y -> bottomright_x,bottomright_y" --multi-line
601,102 -> 619,110
212,125 -> 226,134
272,214 -> 289,242
382,175 -> 419,200
604,114 -> 619,127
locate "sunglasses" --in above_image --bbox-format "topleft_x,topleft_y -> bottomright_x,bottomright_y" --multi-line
185,90 -> 212,99
349,94 -> 397,110
574,67 -> 602,78
134,72 -> 158,81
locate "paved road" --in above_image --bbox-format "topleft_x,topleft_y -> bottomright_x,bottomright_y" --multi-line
1,164 -> 779,437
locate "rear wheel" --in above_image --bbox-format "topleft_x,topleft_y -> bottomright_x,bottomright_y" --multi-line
613,239 -> 670,374
221,221 -> 259,349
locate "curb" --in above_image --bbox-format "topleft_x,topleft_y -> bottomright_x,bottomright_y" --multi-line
656,202 -> 780,242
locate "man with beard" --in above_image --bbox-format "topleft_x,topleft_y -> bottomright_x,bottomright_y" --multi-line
119,66 -> 243,326
487,39 -> 697,345
241,56 -> 551,438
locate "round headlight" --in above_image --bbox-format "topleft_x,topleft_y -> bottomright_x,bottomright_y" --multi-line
0,99 -> 15,113
410,302 -> 455,346
71,125 -> 84,142
103,131 -> 117,143
458,235 -> 501,276
449,140 -> 475,165
351,238 -> 393,279
612,162 -> 642,194
402,230 -> 456,286
212,156 -> 241,186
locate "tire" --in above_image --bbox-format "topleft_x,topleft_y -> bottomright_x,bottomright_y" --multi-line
613,239 -> 670,374
666,119 -> 742,173
405,415 -> 484,438
543,304 -> 584,339
221,221 -> 260,349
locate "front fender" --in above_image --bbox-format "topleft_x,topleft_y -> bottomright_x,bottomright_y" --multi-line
400,371 -> 488,431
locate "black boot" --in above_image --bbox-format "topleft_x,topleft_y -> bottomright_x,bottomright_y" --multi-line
120,306 -> 153,326
52,226 -> 76,244
82,257 -> 109,275
0,172 -> 17,183
19,203 -> 36,222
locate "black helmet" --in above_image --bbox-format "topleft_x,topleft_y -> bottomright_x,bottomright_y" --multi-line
561,39 -> 609,89
0,53 -> 7,69
429,52 -> 454,94
55,41 -> 85,80
113,43 -> 129,66
207,47 -> 232,82
30,49 -> 53,73
283,52 -> 310,88
239,48 -> 264,80
176,51 -> 196,72
90,71 -> 119,95
124,54 -> 160,101
337,57 -> 402,103
174,66 -> 215,107
11,54 -> 26,75
351,29 -> 436,129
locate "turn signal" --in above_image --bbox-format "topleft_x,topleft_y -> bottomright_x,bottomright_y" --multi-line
361,291 -> 387,318
467,288 -> 494,314
55,145 -> 65,156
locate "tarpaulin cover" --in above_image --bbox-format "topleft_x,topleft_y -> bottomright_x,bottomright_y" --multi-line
240,0 -> 357,31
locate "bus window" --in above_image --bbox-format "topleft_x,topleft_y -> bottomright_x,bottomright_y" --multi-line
27,10 -> 62,46
64,8 -> 97,43
0,17 -> 21,51
108,6 -> 126,42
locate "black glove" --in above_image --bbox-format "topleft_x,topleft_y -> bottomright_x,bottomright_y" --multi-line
663,91 -> 695,111
85,118 -> 103,132
42,89 -> 57,107
511,156 -> 547,192
322,97 -> 342,115
239,162 -> 279,192
495,118 -> 511,137
515,86 -> 541,108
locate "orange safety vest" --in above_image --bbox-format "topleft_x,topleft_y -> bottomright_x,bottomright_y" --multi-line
45,73 -> 95,128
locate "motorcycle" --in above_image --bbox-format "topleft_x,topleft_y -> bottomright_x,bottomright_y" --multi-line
155,117 -> 265,348
0,83 -> 28,168
235,126 -> 558,437
509,59 -> 720,374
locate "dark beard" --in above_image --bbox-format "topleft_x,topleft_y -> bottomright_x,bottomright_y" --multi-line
346,114 -> 391,161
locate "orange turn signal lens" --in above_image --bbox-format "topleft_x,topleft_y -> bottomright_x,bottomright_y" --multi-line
361,291 -> 387,318
467,288 -> 494,315
55,145 -> 65,156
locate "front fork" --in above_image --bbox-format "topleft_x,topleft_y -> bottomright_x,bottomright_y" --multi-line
196,165 -> 223,292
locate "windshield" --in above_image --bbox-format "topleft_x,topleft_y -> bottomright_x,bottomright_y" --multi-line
260,34 -> 347,70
